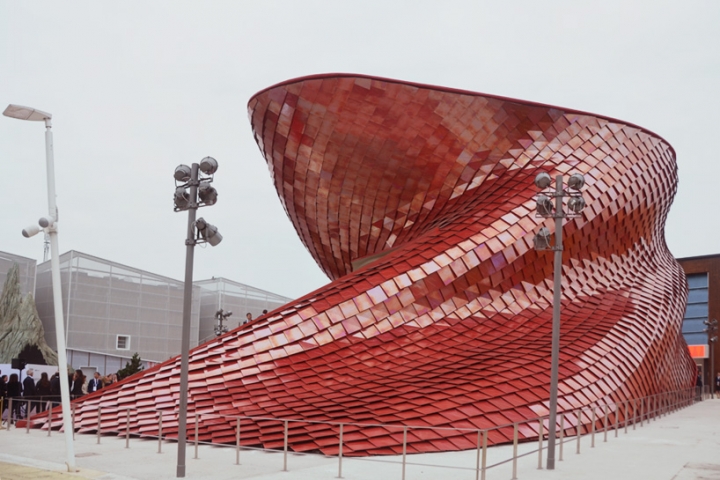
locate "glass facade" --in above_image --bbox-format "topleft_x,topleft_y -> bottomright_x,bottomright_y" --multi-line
195,277 -> 291,342
682,273 -> 709,347
36,251 -> 200,365
0,250 -> 37,297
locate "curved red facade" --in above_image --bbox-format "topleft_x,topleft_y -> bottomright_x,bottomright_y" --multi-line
41,74 -> 695,456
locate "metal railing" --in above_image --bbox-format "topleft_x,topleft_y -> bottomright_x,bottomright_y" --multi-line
3,385 -> 714,479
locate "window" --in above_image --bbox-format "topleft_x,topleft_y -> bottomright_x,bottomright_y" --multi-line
116,335 -> 130,350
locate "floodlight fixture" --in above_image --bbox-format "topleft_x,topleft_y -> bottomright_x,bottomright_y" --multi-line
3,104 -> 52,122
535,172 -> 552,189
196,217 -> 222,246
534,227 -> 551,250
198,182 -> 218,206
174,164 -> 192,182
199,156 -> 218,175
567,173 -> 585,190
22,224 -> 42,238
174,186 -> 191,210
567,196 -> 586,213
536,194 -> 554,216
38,216 -> 55,228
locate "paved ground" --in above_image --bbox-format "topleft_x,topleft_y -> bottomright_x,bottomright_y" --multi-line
1,399 -> 718,480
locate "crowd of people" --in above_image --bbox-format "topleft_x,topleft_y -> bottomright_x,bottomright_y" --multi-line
0,368 -> 120,423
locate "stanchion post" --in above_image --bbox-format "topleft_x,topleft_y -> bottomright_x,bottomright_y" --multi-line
48,403 -> 52,437
512,423 -> 518,480
158,413 -> 163,454
194,415 -> 199,460
591,408 -> 596,448
537,419 -> 543,469
402,426 -> 408,480
603,404 -> 608,442
559,413 -> 564,461
125,410 -> 130,448
481,430 -> 487,480
96,406 -> 101,444
337,423 -> 343,479
235,417 -> 241,466
283,420 -> 289,472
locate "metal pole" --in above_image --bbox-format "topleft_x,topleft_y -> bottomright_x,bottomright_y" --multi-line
537,419 -> 543,469
512,423 -> 518,480
158,413 -> 163,453
576,409 -> 581,454
283,420 -> 289,472
559,413 -> 564,461
475,430 -> 481,480
590,409 -> 596,448
624,401 -> 628,434
125,410 -> 130,448
603,404 -> 608,442
44,118 -> 76,472
97,406 -> 101,444
235,417 -> 241,465
176,163 -> 198,478
47,403 -> 52,437
481,430 -> 487,480
546,174 -> 563,470
194,415 -> 199,459
338,424 -> 343,479
402,426 -> 408,480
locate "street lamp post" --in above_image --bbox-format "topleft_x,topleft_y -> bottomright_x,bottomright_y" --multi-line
3,104 -> 76,471
533,172 -> 586,470
173,157 -> 222,478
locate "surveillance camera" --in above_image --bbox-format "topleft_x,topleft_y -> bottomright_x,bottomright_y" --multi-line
22,225 -> 42,238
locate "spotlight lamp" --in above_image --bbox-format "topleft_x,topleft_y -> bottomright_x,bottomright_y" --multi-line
22,224 -> 42,238
567,196 -> 586,213
199,156 -> 218,175
195,217 -> 222,246
567,173 -> 585,190
533,227 -> 551,250
534,172 -> 552,189
536,194 -> 554,217
198,181 -> 218,206
38,216 -> 55,228
174,186 -> 191,211
174,164 -> 192,182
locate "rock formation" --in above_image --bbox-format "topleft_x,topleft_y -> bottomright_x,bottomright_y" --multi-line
0,263 -> 58,365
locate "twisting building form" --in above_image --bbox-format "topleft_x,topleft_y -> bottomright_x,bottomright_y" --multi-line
39,74 -> 695,456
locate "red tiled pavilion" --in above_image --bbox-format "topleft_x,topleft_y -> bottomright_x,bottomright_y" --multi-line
39,74 -> 695,456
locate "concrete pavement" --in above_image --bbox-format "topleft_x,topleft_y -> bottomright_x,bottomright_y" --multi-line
1,399 -> 718,480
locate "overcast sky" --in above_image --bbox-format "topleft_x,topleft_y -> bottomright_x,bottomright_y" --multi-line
1,1 -> 718,299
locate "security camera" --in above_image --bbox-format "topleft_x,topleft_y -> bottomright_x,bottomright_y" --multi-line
22,225 -> 42,238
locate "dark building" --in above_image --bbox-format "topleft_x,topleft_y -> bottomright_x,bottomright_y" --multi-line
677,254 -> 720,387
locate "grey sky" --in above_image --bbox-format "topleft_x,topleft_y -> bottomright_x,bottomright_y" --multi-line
1,1 -> 718,299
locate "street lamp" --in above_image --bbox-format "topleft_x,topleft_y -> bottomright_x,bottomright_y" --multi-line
3,104 -> 76,471
704,319 -> 718,399
533,172 -> 586,470
174,158 -> 222,478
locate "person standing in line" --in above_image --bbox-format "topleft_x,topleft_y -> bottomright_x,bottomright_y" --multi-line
22,369 -> 37,416
87,372 -> 103,393
50,372 -> 61,405
715,373 -> 720,394
35,372 -> 52,412
0,372 -> 7,418
71,370 -> 85,398
6,374 -> 22,421
245,312 -> 253,324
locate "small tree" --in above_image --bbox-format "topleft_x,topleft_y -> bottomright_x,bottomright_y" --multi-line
117,352 -> 144,380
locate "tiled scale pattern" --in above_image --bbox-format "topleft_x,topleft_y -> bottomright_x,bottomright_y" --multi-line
35,74 -> 696,456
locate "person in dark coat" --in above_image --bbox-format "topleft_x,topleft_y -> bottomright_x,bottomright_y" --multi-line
50,372 -> 61,403
0,373 -> 7,417
87,372 -> 103,393
6,374 -> 23,421
35,372 -> 52,412
22,369 -> 37,416
71,370 -> 85,398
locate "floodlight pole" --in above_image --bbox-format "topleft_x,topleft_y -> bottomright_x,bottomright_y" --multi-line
44,118 -> 77,472
4,106 -> 76,472
177,163 -> 199,478
545,175 -> 563,470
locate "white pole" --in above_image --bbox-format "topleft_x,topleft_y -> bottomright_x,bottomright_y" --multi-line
44,118 -> 76,471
